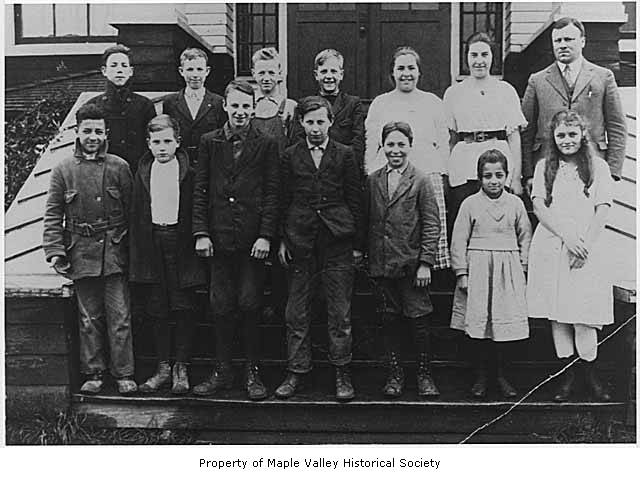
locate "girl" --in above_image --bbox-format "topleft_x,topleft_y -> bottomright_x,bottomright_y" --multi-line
527,110 -> 614,402
366,121 -> 441,398
450,149 -> 532,398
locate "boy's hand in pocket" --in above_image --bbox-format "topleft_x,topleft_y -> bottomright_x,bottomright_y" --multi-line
457,274 -> 468,291
52,255 -> 72,276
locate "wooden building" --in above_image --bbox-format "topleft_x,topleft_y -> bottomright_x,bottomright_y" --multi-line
4,2 -> 636,442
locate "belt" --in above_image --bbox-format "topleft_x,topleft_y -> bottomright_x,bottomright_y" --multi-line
65,217 -> 126,237
460,130 -> 507,143
152,223 -> 178,230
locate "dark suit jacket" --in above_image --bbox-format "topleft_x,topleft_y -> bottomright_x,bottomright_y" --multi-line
365,163 -> 440,278
280,138 -> 364,252
86,82 -> 156,174
192,124 -> 279,253
129,149 -> 206,288
289,91 -> 365,174
163,89 -> 226,165
521,59 -> 626,179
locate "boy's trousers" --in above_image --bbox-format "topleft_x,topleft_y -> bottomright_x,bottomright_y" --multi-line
285,225 -> 354,373
74,273 -> 135,378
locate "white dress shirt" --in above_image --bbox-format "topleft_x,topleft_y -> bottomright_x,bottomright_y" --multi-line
306,137 -> 329,169
150,158 -> 179,225
184,87 -> 205,119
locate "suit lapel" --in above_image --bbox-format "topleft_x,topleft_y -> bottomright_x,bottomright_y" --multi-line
174,90 -> 193,121
571,61 -> 594,101
374,168 -> 389,204
317,140 -> 334,174
332,92 -> 346,119
388,166 -> 413,207
545,64 -> 570,102
193,90 -> 216,125
139,154 -> 152,196
232,126 -> 259,174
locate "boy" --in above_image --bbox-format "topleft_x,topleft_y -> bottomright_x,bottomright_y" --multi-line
251,47 -> 297,148
129,115 -> 206,394
365,121 -> 441,398
87,44 -> 156,174
276,96 -> 364,401
163,48 -> 226,166
43,103 -> 136,395
192,80 -> 279,400
290,49 -> 365,176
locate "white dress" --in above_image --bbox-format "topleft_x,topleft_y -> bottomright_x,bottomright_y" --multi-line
527,157 -> 614,327
443,78 -> 527,187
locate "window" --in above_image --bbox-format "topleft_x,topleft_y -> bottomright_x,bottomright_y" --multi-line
459,2 -> 503,75
14,4 -> 117,44
236,3 -> 279,76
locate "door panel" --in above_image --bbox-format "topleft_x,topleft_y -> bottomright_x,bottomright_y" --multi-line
287,3 -> 450,100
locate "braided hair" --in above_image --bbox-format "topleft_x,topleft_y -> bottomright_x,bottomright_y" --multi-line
544,110 -> 594,207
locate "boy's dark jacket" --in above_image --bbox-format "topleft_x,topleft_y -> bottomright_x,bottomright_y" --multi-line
280,138 -> 364,251
43,141 -> 131,280
192,124 -> 280,252
129,148 -> 206,288
86,81 -> 156,174
163,89 -> 226,164
289,92 -> 365,171
365,162 -> 440,278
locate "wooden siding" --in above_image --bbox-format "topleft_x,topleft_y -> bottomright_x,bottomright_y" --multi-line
182,3 -> 235,55
505,2 -> 556,55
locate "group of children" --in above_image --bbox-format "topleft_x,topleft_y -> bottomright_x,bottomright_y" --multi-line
43,44 -> 614,404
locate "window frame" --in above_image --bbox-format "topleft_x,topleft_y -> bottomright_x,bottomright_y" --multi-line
14,4 -> 117,45
235,3 -> 280,77
458,2 -> 504,77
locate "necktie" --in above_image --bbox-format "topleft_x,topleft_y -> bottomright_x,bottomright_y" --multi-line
310,146 -> 323,169
563,65 -> 574,88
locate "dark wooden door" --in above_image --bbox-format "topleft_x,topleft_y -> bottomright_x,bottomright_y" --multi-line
287,2 -> 451,100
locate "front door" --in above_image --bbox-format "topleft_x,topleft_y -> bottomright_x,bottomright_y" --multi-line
287,3 -> 451,100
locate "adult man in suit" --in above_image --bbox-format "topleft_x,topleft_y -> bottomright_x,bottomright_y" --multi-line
521,17 -> 626,193
163,48 -> 226,165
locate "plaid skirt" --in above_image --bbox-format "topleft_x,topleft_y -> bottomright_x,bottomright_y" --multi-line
426,173 -> 451,270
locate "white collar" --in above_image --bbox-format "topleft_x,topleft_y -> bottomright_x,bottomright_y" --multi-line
184,87 -> 205,100
306,138 -> 329,150
557,56 -> 583,73
386,162 -> 409,175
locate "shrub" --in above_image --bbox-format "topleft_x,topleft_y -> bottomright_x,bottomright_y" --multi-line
5,87 -> 76,210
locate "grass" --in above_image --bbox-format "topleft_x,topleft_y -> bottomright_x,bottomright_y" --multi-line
5,409 -> 198,445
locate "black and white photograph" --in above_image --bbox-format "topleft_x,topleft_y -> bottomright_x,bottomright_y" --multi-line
2,0 -> 637,462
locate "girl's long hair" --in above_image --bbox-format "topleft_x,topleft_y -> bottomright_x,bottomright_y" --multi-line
544,110 -> 595,207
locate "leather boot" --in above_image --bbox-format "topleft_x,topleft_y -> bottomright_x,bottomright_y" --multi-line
139,361 -> 171,393
470,366 -> 488,399
171,362 -> 190,395
80,372 -> 104,395
553,358 -> 576,402
193,362 -> 233,396
582,359 -> 611,402
335,365 -> 355,401
417,352 -> 440,398
245,362 -> 268,401
275,372 -> 307,399
383,352 -> 405,398
116,376 -> 138,395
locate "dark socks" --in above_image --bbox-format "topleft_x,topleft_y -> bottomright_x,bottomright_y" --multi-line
153,318 -> 171,363
174,310 -> 196,363
215,312 -> 236,364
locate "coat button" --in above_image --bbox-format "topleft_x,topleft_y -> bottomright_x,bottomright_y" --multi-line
96,196 -> 102,202
98,239 -> 104,244
229,197 -> 235,203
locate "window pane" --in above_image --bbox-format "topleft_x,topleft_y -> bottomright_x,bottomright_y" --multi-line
56,4 -> 88,36
297,4 -> 328,11
381,3 -> 410,10
21,4 -> 54,37
89,4 -> 117,36
265,16 -> 276,43
264,3 -> 276,14
411,3 -> 439,10
252,16 -> 264,43
251,3 -> 264,14
328,3 -> 356,10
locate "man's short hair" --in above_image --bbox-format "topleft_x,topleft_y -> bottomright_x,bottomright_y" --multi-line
76,103 -> 106,125
147,114 -> 181,140
553,17 -> 586,37
251,47 -> 281,69
224,79 -> 256,101
314,49 -> 344,69
297,96 -> 334,122
101,44 -> 132,66
179,48 -> 208,66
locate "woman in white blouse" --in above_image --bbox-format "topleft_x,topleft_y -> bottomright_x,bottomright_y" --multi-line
443,32 -> 527,229
365,46 -> 451,270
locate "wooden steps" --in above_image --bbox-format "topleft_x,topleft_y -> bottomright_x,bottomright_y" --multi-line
72,363 -> 627,443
